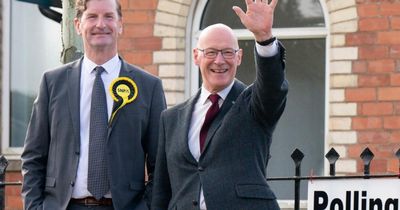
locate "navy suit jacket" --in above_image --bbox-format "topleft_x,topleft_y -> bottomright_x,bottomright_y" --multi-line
152,44 -> 288,210
21,57 -> 166,210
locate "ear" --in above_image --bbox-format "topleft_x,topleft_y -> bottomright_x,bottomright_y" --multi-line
193,48 -> 200,65
236,49 -> 243,66
118,18 -> 123,35
74,18 -> 81,35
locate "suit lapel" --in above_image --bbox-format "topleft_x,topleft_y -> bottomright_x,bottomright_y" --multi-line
67,59 -> 83,151
108,58 -> 136,129
179,91 -> 201,164
201,80 -> 246,155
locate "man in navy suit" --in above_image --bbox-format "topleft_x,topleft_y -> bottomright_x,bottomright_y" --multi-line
152,0 -> 288,209
21,0 -> 166,209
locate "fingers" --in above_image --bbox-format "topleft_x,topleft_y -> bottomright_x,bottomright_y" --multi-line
232,6 -> 245,20
269,0 -> 278,9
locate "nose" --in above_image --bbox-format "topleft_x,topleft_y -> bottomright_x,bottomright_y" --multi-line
213,52 -> 225,64
96,17 -> 106,28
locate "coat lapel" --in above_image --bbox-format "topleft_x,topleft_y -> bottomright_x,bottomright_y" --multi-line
67,59 -> 83,151
108,58 -> 136,129
201,80 -> 246,155
179,91 -> 201,164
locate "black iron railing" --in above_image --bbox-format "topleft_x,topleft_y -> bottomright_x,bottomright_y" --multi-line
0,147 -> 399,210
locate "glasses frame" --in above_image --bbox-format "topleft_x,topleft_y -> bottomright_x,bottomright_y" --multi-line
197,48 -> 239,59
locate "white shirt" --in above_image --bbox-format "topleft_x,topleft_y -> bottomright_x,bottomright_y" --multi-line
188,40 -> 279,209
72,55 -> 121,198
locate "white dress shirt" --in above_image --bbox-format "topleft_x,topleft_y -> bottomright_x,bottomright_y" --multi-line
72,55 -> 121,198
188,40 -> 279,209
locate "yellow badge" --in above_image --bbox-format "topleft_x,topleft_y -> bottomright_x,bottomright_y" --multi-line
109,77 -> 138,123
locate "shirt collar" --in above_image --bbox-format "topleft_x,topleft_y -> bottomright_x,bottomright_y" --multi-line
200,80 -> 235,105
82,54 -> 120,75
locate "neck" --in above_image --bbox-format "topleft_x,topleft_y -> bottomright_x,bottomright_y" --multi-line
85,48 -> 117,65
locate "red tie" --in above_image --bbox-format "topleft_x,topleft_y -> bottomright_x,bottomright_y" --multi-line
199,94 -> 220,152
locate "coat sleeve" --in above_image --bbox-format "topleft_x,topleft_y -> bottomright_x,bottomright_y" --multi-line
151,111 -> 172,210
21,73 -> 50,210
143,78 -> 167,208
250,41 -> 289,127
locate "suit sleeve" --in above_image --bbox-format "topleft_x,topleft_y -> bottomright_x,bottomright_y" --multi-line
151,111 -> 172,210
251,41 -> 289,127
21,74 -> 50,210
143,79 -> 167,208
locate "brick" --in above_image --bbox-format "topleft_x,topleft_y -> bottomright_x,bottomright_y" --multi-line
153,50 -> 185,64
345,88 -> 376,102
123,24 -> 154,38
359,46 -> 389,59
154,24 -> 185,37
361,102 -> 393,115
358,74 -> 390,87
158,0 -> 190,16
347,144 -> 365,158
378,87 -> 400,100
330,131 -> 357,144
330,103 -> 357,116
358,131 -> 391,143
388,158 -> 399,173
336,159 -> 357,173
123,51 -> 153,65
330,61 -> 352,74
352,61 -> 367,73
391,17 -> 400,30
352,117 -> 382,130
330,89 -> 345,102
383,116 -> 400,129
330,7 -> 357,24
162,78 -> 185,91
159,64 -> 185,77
123,11 -> 155,24
328,0 -> 356,11
380,3 -> 400,16
330,117 -> 352,130
118,38 -> 133,51
331,34 -> 346,46
131,37 -> 162,50
162,38 -> 186,49
129,0 -> 157,10
390,130 -> 400,142
346,32 -> 376,45
357,4 -> 380,17
359,17 -> 389,31
331,75 -> 358,88
390,45 -> 400,58
368,59 -> 395,73
370,158 -> 388,173
164,91 -> 185,106
331,20 -> 358,33
377,31 -> 400,45
390,73 -> 400,85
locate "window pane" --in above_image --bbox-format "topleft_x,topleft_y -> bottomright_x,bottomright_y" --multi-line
201,0 -> 325,29
237,39 -> 325,199
10,1 -> 62,147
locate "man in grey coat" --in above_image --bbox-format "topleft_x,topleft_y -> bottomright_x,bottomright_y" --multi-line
21,0 -> 166,209
152,0 -> 288,209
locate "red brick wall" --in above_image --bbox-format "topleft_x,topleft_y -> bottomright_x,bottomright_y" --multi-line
118,0 -> 161,76
346,0 -> 400,174
4,172 -> 22,210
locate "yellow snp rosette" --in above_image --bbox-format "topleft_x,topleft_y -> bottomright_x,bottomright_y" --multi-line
109,77 -> 138,123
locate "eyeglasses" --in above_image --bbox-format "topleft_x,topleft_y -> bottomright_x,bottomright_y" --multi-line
197,48 -> 239,59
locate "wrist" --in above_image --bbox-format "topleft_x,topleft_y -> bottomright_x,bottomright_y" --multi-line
256,36 -> 276,46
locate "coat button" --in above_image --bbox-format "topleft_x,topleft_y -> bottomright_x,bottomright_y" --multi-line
70,181 -> 75,186
192,200 -> 198,206
198,166 -> 204,171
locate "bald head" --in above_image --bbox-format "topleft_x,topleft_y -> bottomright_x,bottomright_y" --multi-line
197,23 -> 239,49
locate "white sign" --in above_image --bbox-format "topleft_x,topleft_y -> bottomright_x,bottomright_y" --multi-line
307,179 -> 400,210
